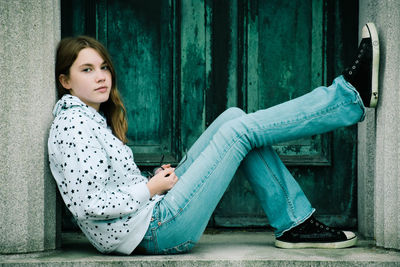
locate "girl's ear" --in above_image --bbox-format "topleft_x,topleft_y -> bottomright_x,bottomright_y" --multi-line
59,74 -> 72,90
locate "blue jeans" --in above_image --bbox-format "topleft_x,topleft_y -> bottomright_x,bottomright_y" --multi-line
137,76 -> 365,254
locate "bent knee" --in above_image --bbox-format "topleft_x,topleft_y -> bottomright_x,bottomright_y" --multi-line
221,107 -> 246,120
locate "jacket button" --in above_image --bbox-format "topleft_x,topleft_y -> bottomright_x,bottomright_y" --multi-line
158,222 -> 162,226
150,217 -> 154,221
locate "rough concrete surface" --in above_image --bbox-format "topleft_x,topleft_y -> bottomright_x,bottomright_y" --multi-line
0,0 -> 60,253
1,231 -> 400,266
358,0 -> 400,250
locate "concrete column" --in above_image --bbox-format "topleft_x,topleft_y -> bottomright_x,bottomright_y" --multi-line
358,0 -> 400,250
357,109 -> 376,239
0,0 -> 60,253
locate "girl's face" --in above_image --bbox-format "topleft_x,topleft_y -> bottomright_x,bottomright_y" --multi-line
59,47 -> 112,111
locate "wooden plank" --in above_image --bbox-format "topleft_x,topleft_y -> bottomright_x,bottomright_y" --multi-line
180,0 -> 207,151
246,0 -> 259,113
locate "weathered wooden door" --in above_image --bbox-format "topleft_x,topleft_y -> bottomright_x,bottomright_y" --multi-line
61,0 -> 359,230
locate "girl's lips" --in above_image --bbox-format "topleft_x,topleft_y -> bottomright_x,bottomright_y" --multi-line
95,86 -> 108,93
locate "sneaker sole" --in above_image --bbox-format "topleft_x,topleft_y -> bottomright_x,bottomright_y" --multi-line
275,236 -> 357,249
366,22 -> 379,108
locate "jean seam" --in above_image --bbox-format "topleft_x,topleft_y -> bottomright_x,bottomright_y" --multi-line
274,209 -> 316,238
255,149 -> 296,219
150,228 -> 158,253
249,99 -> 360,138
160,240 -> 196,254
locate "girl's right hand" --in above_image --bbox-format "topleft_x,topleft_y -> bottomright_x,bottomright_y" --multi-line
146,167 -> 178,198
153,164 -> 171,175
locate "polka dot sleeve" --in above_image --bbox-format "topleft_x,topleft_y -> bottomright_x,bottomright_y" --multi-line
53,141 -> 150,221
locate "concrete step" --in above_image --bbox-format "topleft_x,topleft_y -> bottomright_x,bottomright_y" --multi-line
1,231 -> 400,266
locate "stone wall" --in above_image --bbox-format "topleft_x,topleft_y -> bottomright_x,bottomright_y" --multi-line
0,0 -> 60,253
358,0 -> 400,250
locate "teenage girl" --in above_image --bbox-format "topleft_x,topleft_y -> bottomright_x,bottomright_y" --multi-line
49,23 -> 379,254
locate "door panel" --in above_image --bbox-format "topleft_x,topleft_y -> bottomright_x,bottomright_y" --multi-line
103,0 -> 177,165
180,0 -> 208,153
249,0 -> 330,166
209,0 -> 358,228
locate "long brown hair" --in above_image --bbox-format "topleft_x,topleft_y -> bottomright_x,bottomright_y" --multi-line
55,36 -> 128,144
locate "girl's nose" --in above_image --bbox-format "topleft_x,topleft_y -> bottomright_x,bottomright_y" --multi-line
95,70 -> 106,82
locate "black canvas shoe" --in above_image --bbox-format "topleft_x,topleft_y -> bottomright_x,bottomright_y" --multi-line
275,216 -> 357,249
342,22 -> 379,108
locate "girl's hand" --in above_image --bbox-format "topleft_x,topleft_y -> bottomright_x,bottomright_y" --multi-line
153,164 -> 171,175
146,167 -> 178,198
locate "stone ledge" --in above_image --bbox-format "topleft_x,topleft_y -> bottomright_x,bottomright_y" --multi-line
1,231 -> 400,266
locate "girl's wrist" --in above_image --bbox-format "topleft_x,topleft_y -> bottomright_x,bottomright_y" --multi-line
146,182 -> 156,198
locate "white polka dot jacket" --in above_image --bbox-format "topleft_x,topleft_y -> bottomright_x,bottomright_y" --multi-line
48,95 -> 161,254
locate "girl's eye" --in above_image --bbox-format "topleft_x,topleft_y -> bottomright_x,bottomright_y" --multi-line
82,68 -> 92,72
101,65 -> 109,71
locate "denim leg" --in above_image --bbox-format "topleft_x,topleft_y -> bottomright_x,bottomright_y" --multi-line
241,147 -> 315,237
174,107 -> 246,177
145,76 -> 365,254
177,109 -> 314,238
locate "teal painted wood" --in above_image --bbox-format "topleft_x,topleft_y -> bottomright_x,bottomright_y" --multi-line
214,0 -> 325,227
60,0 -> 358,230
105,1 -> 179,165
180,0 -> 208,153
250,0 -> 329,165
60,0 -> 87,37
212,0 -> 358,228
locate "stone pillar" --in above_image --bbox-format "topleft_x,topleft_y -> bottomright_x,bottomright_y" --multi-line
0,0 -> 60,253
358,0 -> 400,250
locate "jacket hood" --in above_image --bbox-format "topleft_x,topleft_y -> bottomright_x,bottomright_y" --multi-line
53,95 -> 107,126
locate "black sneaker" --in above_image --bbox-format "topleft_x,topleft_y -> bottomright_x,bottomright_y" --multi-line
275,216 -> 357,249
342,22 -> 379,108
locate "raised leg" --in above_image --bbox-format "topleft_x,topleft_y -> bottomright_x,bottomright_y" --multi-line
140,75 -> 364,254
